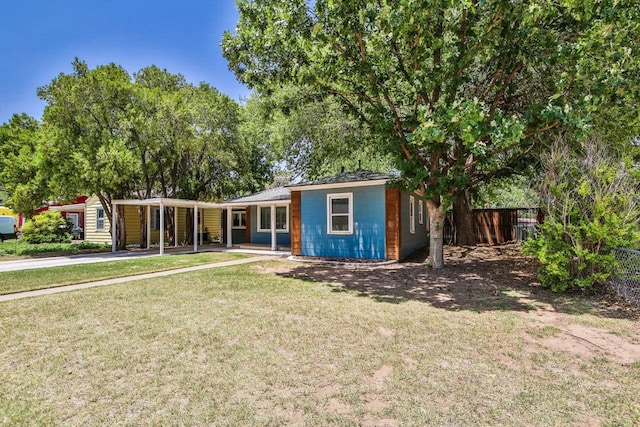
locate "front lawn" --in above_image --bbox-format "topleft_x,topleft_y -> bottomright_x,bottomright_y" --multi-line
0,251 -> 638,425
0,252 -> 247,295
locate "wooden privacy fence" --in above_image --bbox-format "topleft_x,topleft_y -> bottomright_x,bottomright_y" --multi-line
444,208 -> 541,245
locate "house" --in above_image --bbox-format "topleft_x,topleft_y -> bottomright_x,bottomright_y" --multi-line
36,196 -> 88,233
221,170 -> 428,260
85,195 -> 132,244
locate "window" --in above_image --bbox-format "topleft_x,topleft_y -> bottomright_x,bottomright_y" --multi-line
257,205 -> 288,232
232,211 -> 246,229
66,213 -> 80,228
409,196 -> 415,234
96,208 -> 105,231
327,193 -> 353,235
419,200 -> 424,225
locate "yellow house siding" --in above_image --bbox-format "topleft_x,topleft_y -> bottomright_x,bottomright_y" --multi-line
202,208 -> 221,241
84,196 -> 111,244
123,205 -> 140,245
178,207 -> 187,243
85,197 -> 142,245
177,207 -> 221,243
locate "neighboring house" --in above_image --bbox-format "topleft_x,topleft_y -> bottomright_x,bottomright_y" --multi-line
36,196 -> 88,232
221,170 -> 428,260
85,195 -> 126,244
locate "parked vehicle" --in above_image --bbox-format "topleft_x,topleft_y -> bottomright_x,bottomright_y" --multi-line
0,215 -> 17,242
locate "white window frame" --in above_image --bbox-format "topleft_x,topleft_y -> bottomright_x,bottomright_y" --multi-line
257,205 -> 289,232
418,200 -> 424,225
232,210 -> 247,229
327,192 -> 353,235
410,195 -> 415,234
96,207 -> 105,231
66,212 -> 80,228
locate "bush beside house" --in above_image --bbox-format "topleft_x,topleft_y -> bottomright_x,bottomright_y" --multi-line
524,139 -> 640,292
21,211 -> 73,244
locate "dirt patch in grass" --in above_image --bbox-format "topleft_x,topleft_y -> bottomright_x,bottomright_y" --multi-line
279,243 -> 640,366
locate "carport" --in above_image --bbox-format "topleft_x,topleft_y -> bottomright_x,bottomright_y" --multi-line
111,198 -> 222,255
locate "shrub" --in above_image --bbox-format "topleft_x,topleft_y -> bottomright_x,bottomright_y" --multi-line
524,138 -> 640,292
21,211 -> 73,244
0,240 -> 109,256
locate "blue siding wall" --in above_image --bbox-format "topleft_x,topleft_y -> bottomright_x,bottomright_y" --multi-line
300,185 -> 386,259
249,206 -> 291,246
400,191 -> 429,259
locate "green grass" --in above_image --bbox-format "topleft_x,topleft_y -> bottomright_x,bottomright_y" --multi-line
0,260 -> 638,426
0,252 -> 247,295
0,240 -> 110,257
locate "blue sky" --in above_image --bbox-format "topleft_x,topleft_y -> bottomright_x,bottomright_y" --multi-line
0,0 -> 249,124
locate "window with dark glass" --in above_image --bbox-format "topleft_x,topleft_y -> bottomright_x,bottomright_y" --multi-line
258,206 -> 288,232
232,211 -> 246,228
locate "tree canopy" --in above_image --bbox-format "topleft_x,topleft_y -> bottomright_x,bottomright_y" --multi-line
0,59 -> 268,248
0,114 -> 48,214
243,84 -> 394,181
223,0 -> 639,268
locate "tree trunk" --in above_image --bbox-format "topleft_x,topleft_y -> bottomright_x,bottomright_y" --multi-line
137,206 -> 147,249
453,189 -> 477,246
166,208 -> 175,246
98,194 -> 126,250
116,204 -> 126,250
426,199 -> 445,269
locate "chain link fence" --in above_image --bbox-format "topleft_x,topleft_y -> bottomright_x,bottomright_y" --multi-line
610,248 -> 640,305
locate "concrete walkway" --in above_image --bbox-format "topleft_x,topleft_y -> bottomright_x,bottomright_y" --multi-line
0,255 -> 275,303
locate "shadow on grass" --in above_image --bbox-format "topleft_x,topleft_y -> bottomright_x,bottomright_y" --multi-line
278,246 -> 638,319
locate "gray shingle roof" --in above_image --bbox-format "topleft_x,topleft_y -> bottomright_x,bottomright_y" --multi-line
224,186 -> 291,204
291,169 -> 391,188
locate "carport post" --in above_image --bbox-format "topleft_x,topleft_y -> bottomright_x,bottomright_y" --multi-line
174,206 -> 178,247
226,206 -> 233,248
159,201 -> 165,255
200,209 -> 204,245
270,204 -> 276,251
146,205 -> 151,249
193,204 -> 198,253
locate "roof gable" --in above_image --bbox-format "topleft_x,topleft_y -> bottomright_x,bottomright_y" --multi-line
224,187 -> 291,204
289,170 -> 391,190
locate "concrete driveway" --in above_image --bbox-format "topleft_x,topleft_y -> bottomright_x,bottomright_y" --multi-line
0,251 -> 164,273
0,245 -> 290,273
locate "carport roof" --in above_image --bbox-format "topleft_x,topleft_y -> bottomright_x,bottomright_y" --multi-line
111,197 -> 221,209
222,187 -> 291,205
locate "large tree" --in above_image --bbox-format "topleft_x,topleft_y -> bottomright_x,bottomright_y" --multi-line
244,85 -> 394,181
133,66 -> 258,244
0,114 -> 47,214
223,0 -> 637,268
30,60 -> 258,248
37,59 -> 140,248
